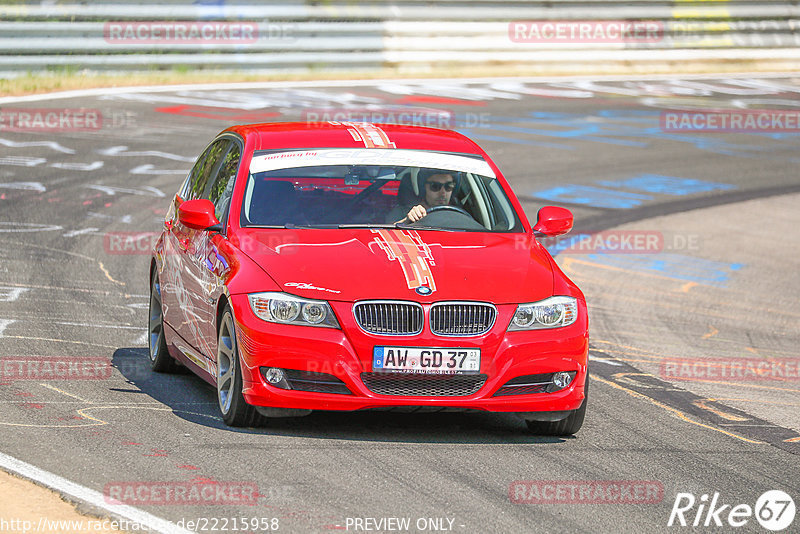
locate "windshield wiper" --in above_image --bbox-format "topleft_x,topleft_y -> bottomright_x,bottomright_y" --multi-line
337,223 -> 397,229
266,223 -> 337,229
394,223 -> 465,232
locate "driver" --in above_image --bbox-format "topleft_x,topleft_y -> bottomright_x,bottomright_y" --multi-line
391,169 -> 458,224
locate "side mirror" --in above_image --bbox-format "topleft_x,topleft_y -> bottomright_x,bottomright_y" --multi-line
178,199 -> 221,231
533,206 -> 573,237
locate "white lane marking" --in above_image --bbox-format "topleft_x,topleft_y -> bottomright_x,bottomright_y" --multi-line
0,319 -> 14,336
62,227 -> 100,237
0,451 -> 194,534
0,222 -> 63,233
489,81 -> 594,98
1,73 -> 796,104
135,330 -> 148,345
97,146 -> 194,162
50,161 -> 104,171
86,184 -> 165,198
87,212 -> 132,224
0,137 -> 75,154
0,156 -> 47,167
54,321 -> 142,330
0,182 -> 46,192
130,164 -> 190,175
589,355 -> 624,366
0,287 -> 28,302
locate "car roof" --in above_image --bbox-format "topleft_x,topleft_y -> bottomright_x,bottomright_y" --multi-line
223,122 -> 486,154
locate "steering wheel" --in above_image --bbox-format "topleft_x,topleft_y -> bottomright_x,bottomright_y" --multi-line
426,205 -> 471,217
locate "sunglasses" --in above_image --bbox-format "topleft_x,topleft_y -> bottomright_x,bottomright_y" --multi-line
426,181 -> 456,192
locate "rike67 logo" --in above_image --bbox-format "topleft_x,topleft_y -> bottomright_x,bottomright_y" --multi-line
668,490 -> 796,531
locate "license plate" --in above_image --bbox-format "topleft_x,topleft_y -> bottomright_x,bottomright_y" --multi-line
373,347 -> 480,374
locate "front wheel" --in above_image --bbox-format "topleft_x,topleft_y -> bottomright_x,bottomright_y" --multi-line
525,375 -> 589,436
217,307 -> 263,427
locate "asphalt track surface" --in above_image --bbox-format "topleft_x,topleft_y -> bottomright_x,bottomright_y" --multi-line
0,75 -> 799,533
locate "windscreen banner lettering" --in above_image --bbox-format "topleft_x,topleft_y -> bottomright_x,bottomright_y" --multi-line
250,149 -> 495,178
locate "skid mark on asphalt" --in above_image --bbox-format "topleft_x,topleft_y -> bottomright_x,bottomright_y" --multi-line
591,345 -> 799,366
591,359 -> 800,453
1,381 -> 219,428
707,397 -> 800,408
0,404 -> 218,428
0,334 -> 119,349
585,288 -> 800,325
692,400 -> 750,421
0,280 -> 147,298
77,405 -> 220,424
591,375 -> 764,445
0,239 -> 128,289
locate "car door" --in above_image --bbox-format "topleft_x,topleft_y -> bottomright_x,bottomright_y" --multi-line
160,140 -> 216,336
191,140 -> 242,373
162,138 -> 231,360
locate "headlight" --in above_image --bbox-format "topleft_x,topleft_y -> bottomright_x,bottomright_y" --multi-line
248,292 -> 340,328
508,296 -> 578,331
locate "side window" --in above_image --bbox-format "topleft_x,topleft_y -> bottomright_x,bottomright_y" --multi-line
184,139 -> 230,201
208,143 -> 241,222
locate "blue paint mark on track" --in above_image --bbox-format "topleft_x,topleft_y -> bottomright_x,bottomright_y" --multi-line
584,253 -> 744,287
532,185 -> 652,209
468,109 -> 797,160
598,175 -> 737,196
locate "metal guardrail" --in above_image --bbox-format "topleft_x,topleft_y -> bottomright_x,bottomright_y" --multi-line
1,1 -> 799,76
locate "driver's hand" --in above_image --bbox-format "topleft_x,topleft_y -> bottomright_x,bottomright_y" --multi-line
406,205 -> 427,223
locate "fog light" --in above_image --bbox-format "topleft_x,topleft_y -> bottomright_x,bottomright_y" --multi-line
552,371 -> 574,390
264,367 -> 285,384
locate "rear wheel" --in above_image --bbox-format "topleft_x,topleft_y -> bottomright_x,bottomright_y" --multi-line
525,375 -> 588,436
148,269 -> 180,373
217,307 -> 263,427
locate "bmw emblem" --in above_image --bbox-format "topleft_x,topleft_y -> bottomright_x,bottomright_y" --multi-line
415,286 -> 432,296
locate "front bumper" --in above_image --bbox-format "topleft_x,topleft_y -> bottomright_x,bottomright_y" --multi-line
230,294 -> 588,413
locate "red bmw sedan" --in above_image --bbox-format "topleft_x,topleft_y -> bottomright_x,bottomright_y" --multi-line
149,121 -> 588,435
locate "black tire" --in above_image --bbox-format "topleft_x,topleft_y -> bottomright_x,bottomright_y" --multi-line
216,307 -> 264,427
525,375 -> 589,436
148,269 -> 181,373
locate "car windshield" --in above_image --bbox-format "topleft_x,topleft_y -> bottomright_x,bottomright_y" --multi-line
242,148 -> 523,232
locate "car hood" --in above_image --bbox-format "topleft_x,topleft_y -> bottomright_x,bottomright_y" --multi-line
234,228 -> 554,303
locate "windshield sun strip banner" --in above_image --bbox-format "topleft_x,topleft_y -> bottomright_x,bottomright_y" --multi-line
249,149 -> 496,178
